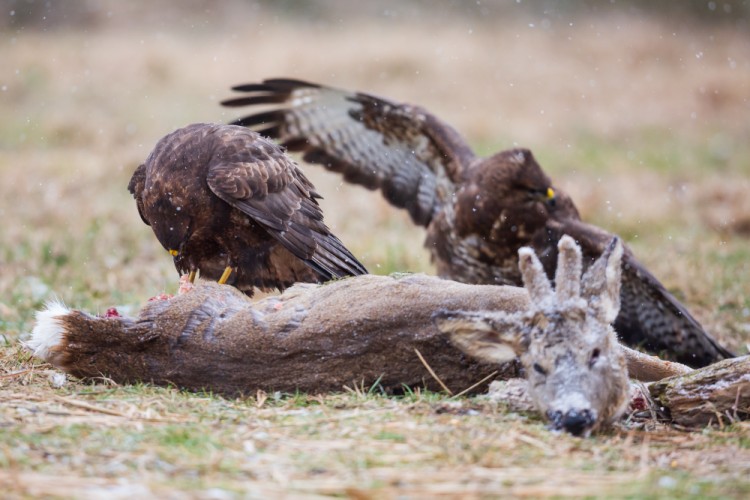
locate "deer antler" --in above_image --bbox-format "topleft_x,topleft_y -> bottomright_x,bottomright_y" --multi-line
554,235 -> 584,303
518,246 -> 554,305
582,237 -> 623,324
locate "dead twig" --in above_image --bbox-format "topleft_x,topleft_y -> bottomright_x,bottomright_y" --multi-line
52,395 -> 132,418
516,432 -> 555,455
0,369 -> 33,379
51,395 -> 189,423
451,371 -> 498,400
414,348 -> 453,396
256,389 -> 268,408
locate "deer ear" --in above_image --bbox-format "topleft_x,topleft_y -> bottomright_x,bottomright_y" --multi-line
581,237 -> 623,324
433,310 -> 528,364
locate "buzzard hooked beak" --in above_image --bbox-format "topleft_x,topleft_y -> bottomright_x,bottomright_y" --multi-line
169,249 -> 197,283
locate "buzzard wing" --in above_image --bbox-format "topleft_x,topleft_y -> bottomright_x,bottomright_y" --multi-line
537,218 -> 734,367
127,163 -> 150,226
206,130 -> 367,281
221,78 -> 477,226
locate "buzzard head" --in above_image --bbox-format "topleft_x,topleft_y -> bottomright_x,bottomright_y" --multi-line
456,148 -> 558,242
148,201 -> 193,271
495,148 -> 556,208
128,155 -> 196,273
464,148 -> 557,212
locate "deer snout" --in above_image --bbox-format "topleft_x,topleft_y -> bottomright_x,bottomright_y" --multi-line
546,409 -> 596,437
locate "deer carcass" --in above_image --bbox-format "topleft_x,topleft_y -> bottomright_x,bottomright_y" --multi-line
27,238 -> 689,435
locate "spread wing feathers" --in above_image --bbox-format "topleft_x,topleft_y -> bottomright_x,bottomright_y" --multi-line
127,163 -> 150,226
538,218 -> 734,367
222,78 -> 477,226
206,133 -> 367,281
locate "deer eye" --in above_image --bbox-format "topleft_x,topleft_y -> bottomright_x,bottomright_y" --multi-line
532,363 -> 547,376
589,348 -> 601,368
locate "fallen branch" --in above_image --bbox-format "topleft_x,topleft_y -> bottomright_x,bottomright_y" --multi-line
648,355 -> 750,427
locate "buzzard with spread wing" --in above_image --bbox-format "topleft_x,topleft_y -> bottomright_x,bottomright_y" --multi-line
128,123 -> 367,295
221,79 -> 734,367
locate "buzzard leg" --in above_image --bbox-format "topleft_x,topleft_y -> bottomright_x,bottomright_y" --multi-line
218,266 -> 233,285
188,270 -> 197,283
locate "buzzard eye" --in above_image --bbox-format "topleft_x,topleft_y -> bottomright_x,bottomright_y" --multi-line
532,363 -> 547,376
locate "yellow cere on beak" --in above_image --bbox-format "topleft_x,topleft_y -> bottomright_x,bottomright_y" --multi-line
169,249 -> 179,257
546,187 -> 555,200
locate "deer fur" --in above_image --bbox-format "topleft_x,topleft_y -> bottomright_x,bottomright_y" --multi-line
26,239 -> 691,435
26,275 -> 526,395
435,236 -> 630,436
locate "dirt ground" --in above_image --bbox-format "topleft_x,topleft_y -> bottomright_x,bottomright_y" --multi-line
1,1 -> 749,498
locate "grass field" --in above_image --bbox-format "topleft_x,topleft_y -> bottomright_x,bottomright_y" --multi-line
1,2 -> 750,497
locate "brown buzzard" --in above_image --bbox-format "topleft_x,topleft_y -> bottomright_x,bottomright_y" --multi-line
221,79 -> 734,367
128,123 -> 367,295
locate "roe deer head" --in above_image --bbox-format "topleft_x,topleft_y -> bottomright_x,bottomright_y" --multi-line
434,235 -> 629,436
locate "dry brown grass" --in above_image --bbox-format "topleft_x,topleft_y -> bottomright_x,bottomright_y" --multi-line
1,2 -> 750,497
2,357 -> 750,498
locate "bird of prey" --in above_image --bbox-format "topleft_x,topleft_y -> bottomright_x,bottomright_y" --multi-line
128,123 -> 367,295
220,78 -> 734,367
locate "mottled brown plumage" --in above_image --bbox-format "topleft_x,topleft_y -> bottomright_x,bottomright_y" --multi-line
128,123 -> 367,295
221,79 -> 734,367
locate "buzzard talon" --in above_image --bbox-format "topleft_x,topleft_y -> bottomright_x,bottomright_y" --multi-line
222,78 -> 734,367
128,123 -> 368,297
218,266 -> 233,285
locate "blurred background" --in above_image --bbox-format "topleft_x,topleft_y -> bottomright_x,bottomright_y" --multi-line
1,0 -> 748,351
